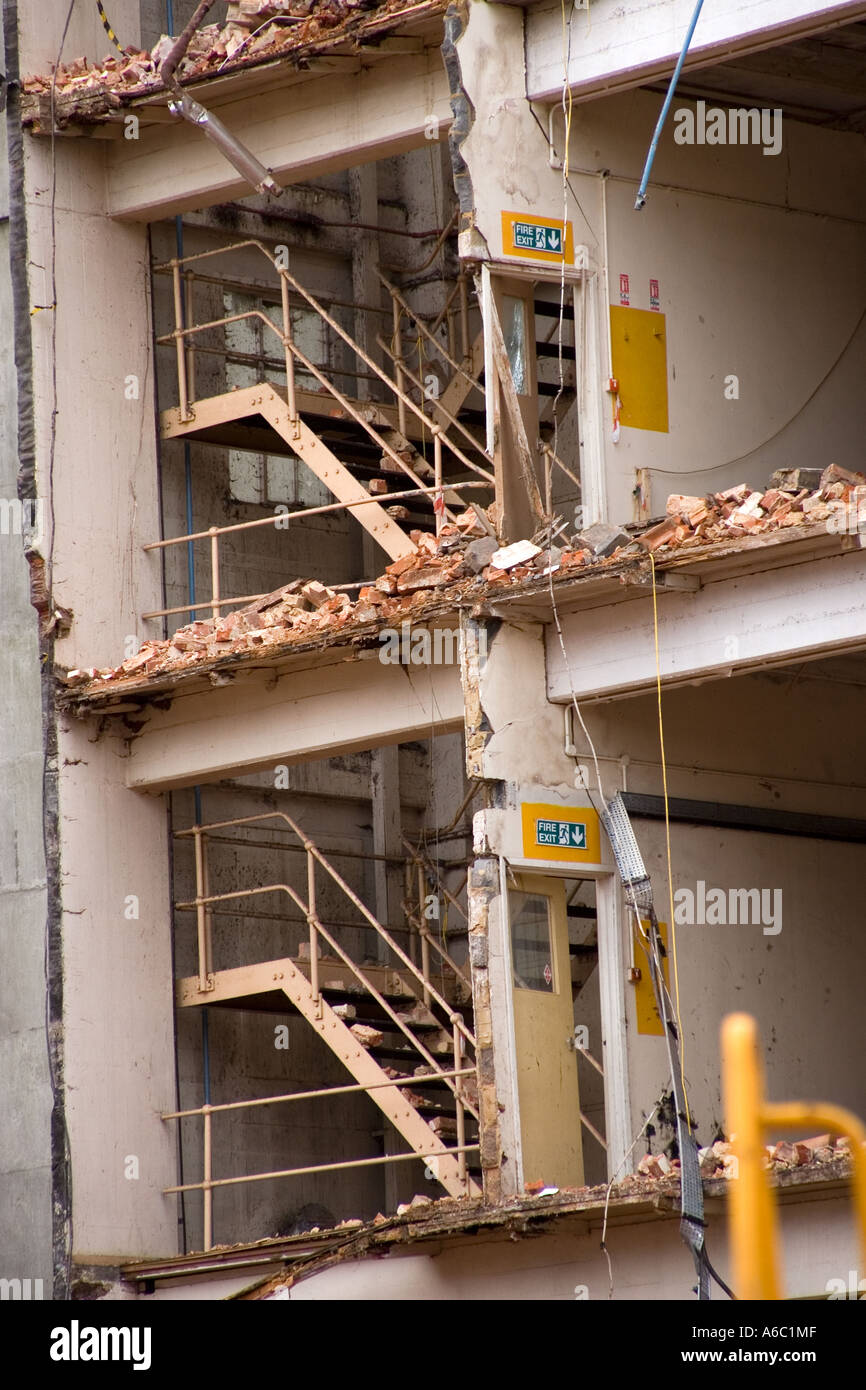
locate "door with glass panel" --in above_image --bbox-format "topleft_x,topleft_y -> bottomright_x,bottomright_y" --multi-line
490,276 -> 541,541
509,872 -> 584,1187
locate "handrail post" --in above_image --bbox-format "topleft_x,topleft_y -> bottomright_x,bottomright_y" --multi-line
279,272 -> 298,426
417,864 -> 431,1008
184,271 -> 197,404
307,850 -> 320,1018
193,828 -> 209,993
392,296 -> 407,436
201,833 -> 213,981
202,1104 -> 213,1252
209,528 -> 220,623
453,1022 -> 467,1190
172,260 -> 190,421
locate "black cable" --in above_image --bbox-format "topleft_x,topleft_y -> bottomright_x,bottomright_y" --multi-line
702,1244 -> 736,1300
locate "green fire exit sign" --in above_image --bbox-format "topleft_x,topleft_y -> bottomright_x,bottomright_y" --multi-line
536,818 -> 587,850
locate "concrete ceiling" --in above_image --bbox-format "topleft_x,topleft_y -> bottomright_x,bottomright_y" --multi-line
645,19 -> 866,133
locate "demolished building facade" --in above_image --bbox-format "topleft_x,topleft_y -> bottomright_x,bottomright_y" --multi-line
1,0 -> 865,1301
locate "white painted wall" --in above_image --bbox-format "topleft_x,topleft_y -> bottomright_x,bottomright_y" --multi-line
455,6 -> 866,522
476,609 -> 866,1166
24,138 -> 163,670
546,544 -> 866,702
57,728 -> 178,1258
560,668 -> 866,1150
525,0 -> 866,102
17,4 -> 176,1263
279,1189 -> 859,1300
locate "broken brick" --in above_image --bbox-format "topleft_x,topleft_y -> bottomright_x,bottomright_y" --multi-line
666,494 -> 709,526
820,463 -> 866,489
638,517 -> 679,552
301,580 -> 334,608
350,1024 -> 384,1048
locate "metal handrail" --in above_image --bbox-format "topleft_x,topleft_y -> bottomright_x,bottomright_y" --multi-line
375,335 -> 491,477
178,872 -> 478,1116
162,1076 -> 479,1250
148,237 -> 499,622
175,812 -> 480,1246
157,237 -> 494,479
176,812 -> 477,1056
164,1068 -> 476,1121
141,477 -> 486,623
380,271 -> 480,393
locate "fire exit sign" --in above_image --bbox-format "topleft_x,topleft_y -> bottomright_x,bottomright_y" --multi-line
519,801 -> 601,865
501,211 -> 574,264
536,818 -> 586,850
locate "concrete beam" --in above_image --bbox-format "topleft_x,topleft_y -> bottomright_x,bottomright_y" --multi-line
107,54 -> 451,220
127,656 -> 464,791
546,545 -> 866,702
526,0 -> 866,103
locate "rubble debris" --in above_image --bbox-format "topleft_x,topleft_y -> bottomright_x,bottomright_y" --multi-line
396,1193 -> 433,1215
575,521 -> 632,558
350,1023 -> 384,1047
684,1134 -> 847,1182
489,539 -> 541,570
22,0 -> 444,122
61,468 -> 866,700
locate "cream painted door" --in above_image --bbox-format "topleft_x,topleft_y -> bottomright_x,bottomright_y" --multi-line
509,872 -> 584,1188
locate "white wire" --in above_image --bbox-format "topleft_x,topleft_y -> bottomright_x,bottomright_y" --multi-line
600,1089 -> 667,1298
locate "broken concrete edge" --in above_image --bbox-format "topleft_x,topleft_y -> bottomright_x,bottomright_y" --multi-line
20,0 -> 449,131
112,1150 -> 855,1297
56,502 -> 858,715
238,1151 -> 858,1298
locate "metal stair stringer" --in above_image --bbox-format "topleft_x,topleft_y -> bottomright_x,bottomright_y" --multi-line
257,387 -> 417,560
276,954 -> 481,1200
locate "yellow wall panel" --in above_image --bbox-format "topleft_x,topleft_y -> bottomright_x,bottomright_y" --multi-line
610,305 -> 669,433
635,919 -> 670,1036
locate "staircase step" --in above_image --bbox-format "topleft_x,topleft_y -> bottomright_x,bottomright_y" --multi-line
536,342 -> 577,362
538,381 -> 575,397
535,299 -> 575,321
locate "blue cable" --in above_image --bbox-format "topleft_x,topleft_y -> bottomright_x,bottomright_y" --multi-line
635,0 -> 705,210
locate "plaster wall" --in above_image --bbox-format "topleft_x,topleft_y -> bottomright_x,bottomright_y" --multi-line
455,5 -> 866,522
283,1188 -> 859,1301
0,114 -> 53,1290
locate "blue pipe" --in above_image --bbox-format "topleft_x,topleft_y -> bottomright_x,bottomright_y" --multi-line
635,0 -> 705,210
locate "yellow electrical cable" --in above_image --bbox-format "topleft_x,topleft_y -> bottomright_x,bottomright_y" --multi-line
649,553 -> 690,1126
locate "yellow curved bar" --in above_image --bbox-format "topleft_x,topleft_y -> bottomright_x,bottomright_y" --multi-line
722,1013 -> 866,1301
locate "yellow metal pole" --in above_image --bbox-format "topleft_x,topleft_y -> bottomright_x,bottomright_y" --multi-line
721,1012 -> 783,1300
764,1100 -> 866,1283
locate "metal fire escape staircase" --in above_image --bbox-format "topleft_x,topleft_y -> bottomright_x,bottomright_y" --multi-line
155,240 -> 494,581
171,812 -> 481,1240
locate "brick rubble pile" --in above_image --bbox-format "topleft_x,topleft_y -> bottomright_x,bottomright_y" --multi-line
22,0 -> 413,101
631,1133 -> 849,1185
63,461 -> 866,694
